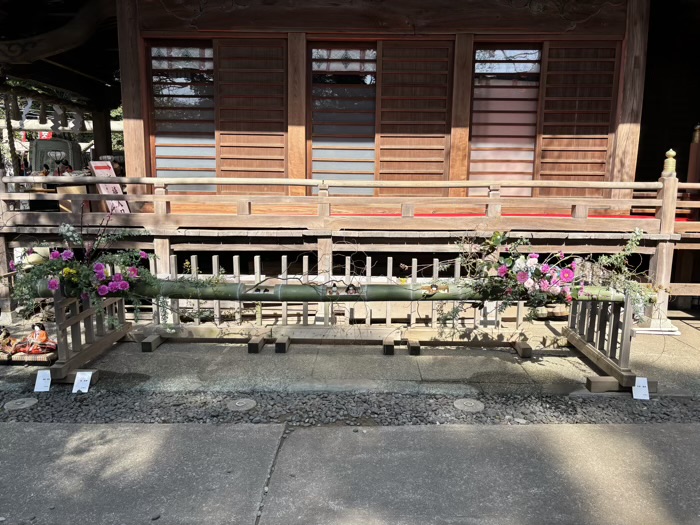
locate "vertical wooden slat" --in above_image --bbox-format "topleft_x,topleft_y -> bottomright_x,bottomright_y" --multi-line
233,255 -> 241,324
569,300 -> 579,330
302,255 -> 309,326
281,255 -> 288,326
170,254 -> 180,326
532,41 -> 550,197
618,294 -> 635,368
453,257 -> 460,328
385,256 -> 393,326
117,299 -> 126,325
345,256 -> 353,325
410,258 -> 418,327
82,297 -> 95,344
608,302 -> 622,359
69,301 -> 82,357
53,298 -> 69,361
431,257 -> 439,327
585,301 -> 600,343
149,255 -> 160,325
596,301 -> 610,352
365,256 -> 372,325
288,33 -> 307,196
448,34 -> 474,198
212,255 -> 221,325
191,255 -> 200,325
254,255 -> 262,326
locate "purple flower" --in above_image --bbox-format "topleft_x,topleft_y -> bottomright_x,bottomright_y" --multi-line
127,266 -> 139,278
96,271 -> 106,282
47,278 -> 60,291
528,253 -> 539,259
80,292 -> 89,301
497,265 -> 508,277
9,261 -> 15,272
97,285 -> 109,296
560,268 -> 575,283
108,281 -> 120,293
516,271 -> 529,284
541,264 -> 550,273
112,273 -> 123,282
61,250 -> 74,261
118,281 -> 130,291
50,250 -> 60,260
94,263 -> 105,272
139,251 -> 148,260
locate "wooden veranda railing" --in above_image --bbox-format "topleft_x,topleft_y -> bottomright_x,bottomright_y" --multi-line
0,175 -> 691,233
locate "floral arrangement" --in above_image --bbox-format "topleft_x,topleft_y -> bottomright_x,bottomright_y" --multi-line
9,221 -> 156,318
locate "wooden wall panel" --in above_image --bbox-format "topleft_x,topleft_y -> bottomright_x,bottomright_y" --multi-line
535,41 -> 621,197
215,38 -> 288,194
377,41 -> 453,196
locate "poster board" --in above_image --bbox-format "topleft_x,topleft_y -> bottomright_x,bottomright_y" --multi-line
89,161 -> 130,214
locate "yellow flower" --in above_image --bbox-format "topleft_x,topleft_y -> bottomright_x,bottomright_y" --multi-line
62,267 -> 77,277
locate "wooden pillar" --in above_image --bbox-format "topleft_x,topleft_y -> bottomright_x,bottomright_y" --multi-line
610,0 -> 650,200
0,235 -> 16,323
448,34 -> 474,198
288,33 -> 307,196
153,238 -> 171,276
92,107 -> 113,160
690,124 -> 700,184
116,0 -> 148,193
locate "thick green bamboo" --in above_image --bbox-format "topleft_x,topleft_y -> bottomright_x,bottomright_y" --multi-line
35,280 -> 627,302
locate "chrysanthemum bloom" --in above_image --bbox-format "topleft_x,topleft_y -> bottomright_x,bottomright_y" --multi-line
96,271 -> 106,282
139,251 -> 148,259
9,261 -> 15,272
539,280 -> 550,292
560,268 -> 575,282
112,273 -> 123,282
61,250 -> 74,261
541,264 -> 550,273
528,253 -> 539,259
108,281 -> 120,293
524,278 -> 536,290
128,267 -> 139,278
526,257 -> 538,268
550,285 -> 561,295
516,271 -> 529,284
94,263 -> 105,272
50,251 -> 60,260
97,285 -> 109,296
47,279 -> 60,291
118,281 -> 130,291
497,265 -> 508,277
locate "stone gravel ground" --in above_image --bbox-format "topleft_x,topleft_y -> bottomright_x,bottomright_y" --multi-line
2,388 -> 700,427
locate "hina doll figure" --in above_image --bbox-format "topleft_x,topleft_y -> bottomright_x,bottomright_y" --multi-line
0,327 -> 17,354
13,323 -> 58,354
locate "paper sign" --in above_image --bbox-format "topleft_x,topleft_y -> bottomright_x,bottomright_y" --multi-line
72,371 -> 93,394
632,377 -> 650,400
89,161 -> 130,214
34,370 -> 52,392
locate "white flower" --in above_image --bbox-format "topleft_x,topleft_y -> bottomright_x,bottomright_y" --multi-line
550,285 -> 561,295
513,256 -> 527,271
524,278 -> 536,290
526,257 -> 538,268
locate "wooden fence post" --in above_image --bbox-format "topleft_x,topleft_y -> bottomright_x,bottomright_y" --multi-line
649,149 -> 678,330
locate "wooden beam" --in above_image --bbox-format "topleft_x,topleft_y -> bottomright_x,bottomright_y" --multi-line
448,34 -> 473,198
287,33 -> 307,197
92,108 -> 113,160
611,0 -> 650,199
117,0 -> 148,189
0,0 -> 114,64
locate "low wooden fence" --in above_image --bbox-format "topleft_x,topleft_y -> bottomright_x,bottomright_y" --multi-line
49,289 -> 131,380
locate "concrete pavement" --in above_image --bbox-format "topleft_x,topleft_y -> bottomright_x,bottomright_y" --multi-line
1,423 -> 700,525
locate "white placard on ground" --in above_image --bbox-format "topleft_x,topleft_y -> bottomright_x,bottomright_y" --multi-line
632,377 -> 650,400
34,370 -> 52,392
72,371 -> 93,394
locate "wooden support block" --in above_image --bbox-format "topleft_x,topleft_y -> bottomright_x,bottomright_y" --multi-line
248,335 -> 266,354
383,336 -> 394,356
586,376 -> 659,394
572,204 -> 589,219
275,336 -> 290,354
408,339 -> 420,356
141,334 -> 163,353
54,369 -> 100,385
513,341 -> 533,359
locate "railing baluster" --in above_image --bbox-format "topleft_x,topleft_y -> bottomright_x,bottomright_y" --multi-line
569,300 -> 579,330
585,300 -> 599,343
117,298 -> 126,325
453,257 -> 460,329
149,255 -> 160,325
618,293 -> 635,368
302,255 -> 309,326
281,255 -> 288,326
345,256 -> 353,325
577,301 -> 589,337
432,257 -> 439,328
191,255 -> 200,325
608,303 -> 622,360
410,258 -> 417,327
365,256 -> 372,326
234,255 -> 241,324
386,256 -> 393,327
596,301 -> 610,353
212,255 -> 221,326
82,297 -> 95,344
170,254 -> 180,326
254,255 -> 262,326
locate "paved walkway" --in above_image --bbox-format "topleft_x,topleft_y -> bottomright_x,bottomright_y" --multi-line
1,422 -> 699,525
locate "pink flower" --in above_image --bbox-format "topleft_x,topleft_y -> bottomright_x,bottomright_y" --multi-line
528,253 -> 539,259
550,285 -> 561,295
524,278 -> 536,290
94,263 -> 105,272
516,271 -> 529,284
541,264 -> 550,273
112,273 -> 123,282
562,286 -> 571,296
61,250 -> 74,261
118,281 -> 130,291
47,279 -> 60,291
571,261 -> 577,270
497,265 -> 508,277
560,268 -> 575,283
96,271 -> 106,281
127,267 -> 139,278
9,261 -> 15,272
97,285 -> 109,296
565,295 -> 573,303
50,250 -> 60,260
139,251 -> 148,260
108,281 -> 120,293
539,280 -> 551,292
558,251 -> 565,259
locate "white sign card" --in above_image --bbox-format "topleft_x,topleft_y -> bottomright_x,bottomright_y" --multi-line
89,161 -> 130,214
632,377 -> 650,400
34,369 -> 52,392
72,371 -> 93,394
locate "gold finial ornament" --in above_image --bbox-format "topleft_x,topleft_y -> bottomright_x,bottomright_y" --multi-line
693,124 -> 700,144
662,149 -> 677,177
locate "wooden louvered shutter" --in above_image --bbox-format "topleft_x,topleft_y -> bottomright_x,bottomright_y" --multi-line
215,39 -> 287,194
535,41 -> 620,197
377,41 -> 453,196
